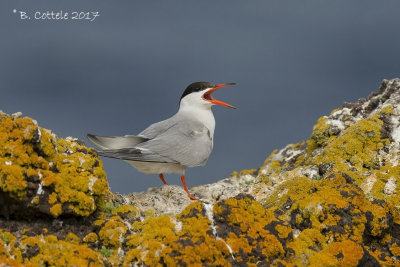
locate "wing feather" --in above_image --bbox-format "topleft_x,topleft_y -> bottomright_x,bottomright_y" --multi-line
138,120 -> 213,167
87,134 -> 148,149
98,147 -> 178,163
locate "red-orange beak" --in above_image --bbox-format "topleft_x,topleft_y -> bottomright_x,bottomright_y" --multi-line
202,83 -> 237,109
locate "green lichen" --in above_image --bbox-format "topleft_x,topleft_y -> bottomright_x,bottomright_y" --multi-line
99,246 -> 113,257
104,202 -> 120,214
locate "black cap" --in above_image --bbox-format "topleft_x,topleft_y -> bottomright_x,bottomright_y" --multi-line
180,82 -> 214,102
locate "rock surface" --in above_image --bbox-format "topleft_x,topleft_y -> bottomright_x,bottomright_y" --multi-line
0,111 -> 109,219
1,79 -> 400,266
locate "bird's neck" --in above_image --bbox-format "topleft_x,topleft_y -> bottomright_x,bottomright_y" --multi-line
177,104 -> 215,138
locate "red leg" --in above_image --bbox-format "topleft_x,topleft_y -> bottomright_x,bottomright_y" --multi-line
181,175 -> 198,200
159,173 -> 168,185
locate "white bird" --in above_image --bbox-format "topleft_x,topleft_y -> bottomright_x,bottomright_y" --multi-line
87,82 -> 236,200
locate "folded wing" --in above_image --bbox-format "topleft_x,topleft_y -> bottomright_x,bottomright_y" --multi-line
87,134 -> 148,150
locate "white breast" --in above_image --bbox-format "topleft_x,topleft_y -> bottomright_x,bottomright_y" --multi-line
177,91 -> 216,139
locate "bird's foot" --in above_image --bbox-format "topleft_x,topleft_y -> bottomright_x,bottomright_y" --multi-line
181,175 -> 198,200
186,191 -> 198,201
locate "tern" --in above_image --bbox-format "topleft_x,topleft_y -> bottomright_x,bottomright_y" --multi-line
87,82 -> 236,200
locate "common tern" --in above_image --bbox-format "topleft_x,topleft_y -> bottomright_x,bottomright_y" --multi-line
87,82 -> 236,200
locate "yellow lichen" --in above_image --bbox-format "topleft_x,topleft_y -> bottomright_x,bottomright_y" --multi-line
49,204 -> 62,217
0,113 -> 110,218
98,217 -> 127,248
83,233 -> 98,243
381,104 -> 394,115
19,234 -> 104,266
275,223 -> 291,239
123,202 -> 232,266
112,205 -> 139,217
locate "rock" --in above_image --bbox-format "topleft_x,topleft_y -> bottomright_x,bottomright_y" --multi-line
0,111 -> 110,219
0,79 -> 400,266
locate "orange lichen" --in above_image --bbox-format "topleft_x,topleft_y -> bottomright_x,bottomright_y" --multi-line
275,223 -> 292,239
390,243 -> 400,257
308,240 -> 364,267
0,255 -> 24,267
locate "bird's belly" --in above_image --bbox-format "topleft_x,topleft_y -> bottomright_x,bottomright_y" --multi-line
125,160 -> 186,175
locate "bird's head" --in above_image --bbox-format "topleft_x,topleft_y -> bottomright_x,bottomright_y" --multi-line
179,82 -> 236,109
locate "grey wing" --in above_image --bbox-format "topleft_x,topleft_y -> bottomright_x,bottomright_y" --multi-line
138,120 -> 213,167
87,134 -> 148,149
97,147 -> 178,163
138,115 -> 178,139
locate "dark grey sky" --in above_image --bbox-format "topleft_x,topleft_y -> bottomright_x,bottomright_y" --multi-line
1,1 -> 400,193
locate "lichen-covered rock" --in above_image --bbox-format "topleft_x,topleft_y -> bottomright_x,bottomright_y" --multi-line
260,79 -> 400,206
0,228 -> 104,266
1,78 -> 400,266
0,111 -> 110,218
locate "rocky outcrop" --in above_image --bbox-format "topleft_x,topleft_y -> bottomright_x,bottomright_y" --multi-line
0,111 -> 109,219
1,79 -> 400,266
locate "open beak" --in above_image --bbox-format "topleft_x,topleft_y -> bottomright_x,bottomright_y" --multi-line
202,83 -> 237,109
